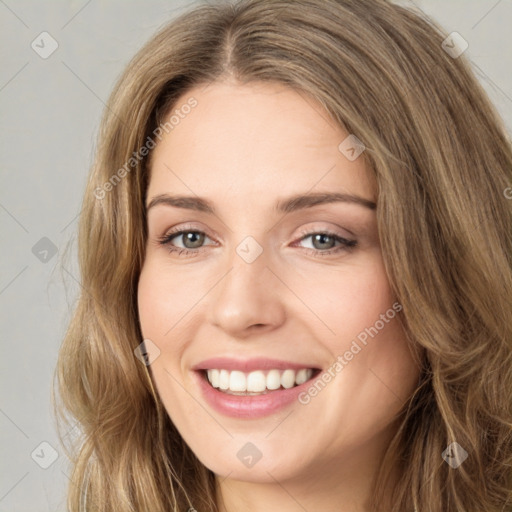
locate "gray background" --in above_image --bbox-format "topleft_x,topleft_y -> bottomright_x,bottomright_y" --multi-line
1,1 -> 510,510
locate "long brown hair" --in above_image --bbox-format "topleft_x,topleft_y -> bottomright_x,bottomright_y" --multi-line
55,0 -> 512,510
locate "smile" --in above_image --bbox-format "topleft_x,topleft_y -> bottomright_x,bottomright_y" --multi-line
205,368 -> 316,395
192,358 -> 322,418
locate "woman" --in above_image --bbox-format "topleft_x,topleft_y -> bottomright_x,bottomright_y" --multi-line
55,0 -> 512,510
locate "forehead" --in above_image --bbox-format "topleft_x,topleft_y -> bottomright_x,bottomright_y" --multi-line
147,81 -> 375,206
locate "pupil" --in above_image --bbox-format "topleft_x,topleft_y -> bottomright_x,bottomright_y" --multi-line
184,232 -> 204,248
314,234 -> 334,250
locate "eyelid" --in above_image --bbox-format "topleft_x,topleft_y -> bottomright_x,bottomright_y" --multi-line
294,223 -> 355,241
159,223 -> 218,247
159,222 -> 352,244
291,228 -> 357,252
156,222 -> 357,258
162,222 -> 216,239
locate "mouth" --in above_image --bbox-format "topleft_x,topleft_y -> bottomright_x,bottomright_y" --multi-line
191,357 -> 322,419
201,367 -> 322,396
192,357 -> 323,418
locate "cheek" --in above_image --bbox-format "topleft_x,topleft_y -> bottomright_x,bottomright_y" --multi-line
137,262 -> 196,410
137,262 -> 187,381
137,258 -> 202,342
291,253 -> 396,345
297,255 -> 416,402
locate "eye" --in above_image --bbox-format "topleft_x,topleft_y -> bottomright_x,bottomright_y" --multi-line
168,231 -> 207,249
156,226 -> 357,258
292,230 -> 357,256
157,225 -> 215,258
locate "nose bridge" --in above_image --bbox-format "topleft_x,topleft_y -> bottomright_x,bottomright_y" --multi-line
208,232 -> 285,334
223,233 -> 270,297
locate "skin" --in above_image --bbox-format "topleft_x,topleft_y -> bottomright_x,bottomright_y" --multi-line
137,80 -> 420,512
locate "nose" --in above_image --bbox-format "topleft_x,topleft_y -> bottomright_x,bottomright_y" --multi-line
207,242 -> 286,338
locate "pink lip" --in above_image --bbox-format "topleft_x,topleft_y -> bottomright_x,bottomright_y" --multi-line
192,360 -> 321,419
192,357 -> 318,372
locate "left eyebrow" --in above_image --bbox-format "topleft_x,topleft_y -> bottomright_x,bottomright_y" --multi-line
275,192 -> 376,213
146,191 -> 377,214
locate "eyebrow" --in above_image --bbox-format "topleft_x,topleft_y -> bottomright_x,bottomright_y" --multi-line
146,191 -> 376,214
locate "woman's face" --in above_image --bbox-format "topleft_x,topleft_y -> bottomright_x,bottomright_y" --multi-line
137,80 -> 419,484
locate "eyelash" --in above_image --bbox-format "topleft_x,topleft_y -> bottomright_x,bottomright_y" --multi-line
156,224 -> 357,258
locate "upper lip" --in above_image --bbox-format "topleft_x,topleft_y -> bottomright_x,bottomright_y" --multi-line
192,357 -> 320,373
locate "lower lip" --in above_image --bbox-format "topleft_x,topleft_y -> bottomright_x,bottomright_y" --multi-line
194,371 -> 316,419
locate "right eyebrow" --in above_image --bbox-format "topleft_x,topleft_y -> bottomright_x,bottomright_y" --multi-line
147,194 -> 215,213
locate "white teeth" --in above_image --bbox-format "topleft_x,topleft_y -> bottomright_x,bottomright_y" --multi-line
219,369 -> 230,390
229,371 -> 246,392
297,368 -> 313,385
247,371 -> 267,392
266,369 -> 281,390
205,368 -> 314,394
281,369 -> 296,389
210,369 -> 219,388
295,368 -> 308,385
